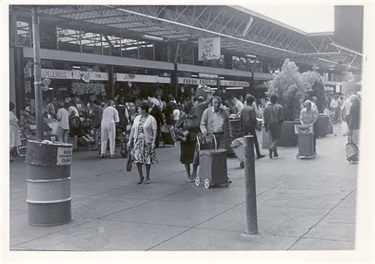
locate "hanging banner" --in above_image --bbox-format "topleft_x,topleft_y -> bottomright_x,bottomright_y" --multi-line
116,73 -> 170,84
220,80 -> 249,87
177,77 -> 217,86
198,37 -> 221,61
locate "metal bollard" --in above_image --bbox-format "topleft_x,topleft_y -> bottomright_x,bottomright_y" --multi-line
243,135 -> 258,235
25,140 -> 73,226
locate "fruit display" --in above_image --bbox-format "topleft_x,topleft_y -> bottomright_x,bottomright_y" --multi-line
72,82 -> 105,95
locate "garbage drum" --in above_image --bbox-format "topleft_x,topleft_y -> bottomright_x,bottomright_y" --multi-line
295,124 -> 315,159
25,140 -> 73,226
199,149 -> 228,188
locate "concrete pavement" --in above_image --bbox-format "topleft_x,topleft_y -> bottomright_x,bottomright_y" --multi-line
8,124 -> 359,253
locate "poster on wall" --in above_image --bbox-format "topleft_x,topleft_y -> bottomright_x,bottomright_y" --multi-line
198,37 -> 221,61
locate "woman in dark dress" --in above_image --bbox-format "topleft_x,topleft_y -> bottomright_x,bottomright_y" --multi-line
174,101 -> 200,183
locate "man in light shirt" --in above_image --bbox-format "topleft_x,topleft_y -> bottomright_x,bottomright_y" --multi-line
200,96 -> 232,150
56,101 -> 69,143
341,95 -> 352,123
330,95 -> 340,123
100,100 -> 120,158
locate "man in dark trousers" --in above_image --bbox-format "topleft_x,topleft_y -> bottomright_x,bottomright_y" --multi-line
263,94 -> 284,159
148,99 -> 164,148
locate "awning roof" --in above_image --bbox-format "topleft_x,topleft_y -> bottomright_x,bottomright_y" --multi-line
9,5 -> 362,73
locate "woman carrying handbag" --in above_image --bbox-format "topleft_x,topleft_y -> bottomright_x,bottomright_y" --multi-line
174,101 -> 200,183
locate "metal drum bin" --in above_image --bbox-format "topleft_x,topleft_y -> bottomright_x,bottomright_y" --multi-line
25,140 -> 72,226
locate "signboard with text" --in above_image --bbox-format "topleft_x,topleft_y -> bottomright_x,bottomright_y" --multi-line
116,73 -> 170,84
177,77 -> 217,86
220,80 -> 249,87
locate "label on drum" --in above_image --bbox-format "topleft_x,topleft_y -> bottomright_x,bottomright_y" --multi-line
56,147 -> 72,165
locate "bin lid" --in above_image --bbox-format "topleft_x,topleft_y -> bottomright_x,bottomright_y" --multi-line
200,149 -> 227,155
27,139 -> 72,147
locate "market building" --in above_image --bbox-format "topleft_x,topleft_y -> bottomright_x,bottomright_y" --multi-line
9,5 -> 363,114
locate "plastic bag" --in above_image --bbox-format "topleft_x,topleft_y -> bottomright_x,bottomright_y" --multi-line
341,122 -> 348,136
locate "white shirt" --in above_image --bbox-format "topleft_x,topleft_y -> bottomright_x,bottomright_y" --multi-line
172,109 -> 180,121
341,98 -> 352,115
330,99 -> 339,109
68,106 -> 79,117
56,108 -> 69,129
101,106 -> 119,123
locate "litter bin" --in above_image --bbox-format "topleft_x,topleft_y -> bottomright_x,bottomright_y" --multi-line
295,124 -> 315,159
197,149 -> 230,188
25,140 -> 73,226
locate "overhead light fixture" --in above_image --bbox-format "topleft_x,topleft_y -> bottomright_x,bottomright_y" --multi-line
142,34 -> 164,41
72,66 -> 81,69
219,76 -> 224,79
191,74 -> 198,78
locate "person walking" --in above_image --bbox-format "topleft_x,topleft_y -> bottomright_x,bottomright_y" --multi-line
174,101 -> 201,183
68,101 -> 80,151
239,94 -> 265,159
300,100 -> 318,153
347,94 -> 360,145
91,100 -> 103,151
200,96 -> 232,150
56,101 -> 70,143
128,103 -> 158,184
148,99 -> 164,148
330,95 -> 340,123
100,100 -> 119,158
9,102 -> 21,162
263,94 -> 284,159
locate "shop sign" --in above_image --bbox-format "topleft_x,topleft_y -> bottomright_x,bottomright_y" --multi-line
199,73 -> 218,79
177,77 -> 217,86
56,147 -> 72,165
116,73 -> 170,84
220,80 -> 249,87
72,71 -> 108,81
42,69 -> 72,79
324,86 -> 334,91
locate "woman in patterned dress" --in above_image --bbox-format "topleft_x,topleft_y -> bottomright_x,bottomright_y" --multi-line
128,103 -> 158,184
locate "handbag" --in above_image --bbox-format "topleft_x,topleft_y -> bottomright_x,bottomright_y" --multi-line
174,128 -> 187,142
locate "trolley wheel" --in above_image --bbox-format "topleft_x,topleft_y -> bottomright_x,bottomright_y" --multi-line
240,161 -> 244,168
225,178 -> 232,187
194,176 -> 201,187
204,179 -> 211,189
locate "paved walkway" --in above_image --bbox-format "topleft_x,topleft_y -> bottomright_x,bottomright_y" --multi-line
7,124 -> 359,255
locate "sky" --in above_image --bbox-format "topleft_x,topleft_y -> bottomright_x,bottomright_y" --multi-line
240,5 -> 334,33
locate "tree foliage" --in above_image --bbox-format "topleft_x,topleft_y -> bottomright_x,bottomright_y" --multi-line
302,71 -> 327,113
267,59 -> 328,120
267,59 -> 309,121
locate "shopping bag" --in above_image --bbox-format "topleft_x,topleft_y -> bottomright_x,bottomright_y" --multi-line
341,121 -> 348,136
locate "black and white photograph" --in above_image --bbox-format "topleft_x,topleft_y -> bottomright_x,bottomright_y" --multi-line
2,1 -> 373,263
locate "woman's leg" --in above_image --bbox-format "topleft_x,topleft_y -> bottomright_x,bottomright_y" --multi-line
184,164 -> 191,182
136,163 -> 144,184
192,163 -> 198,179
145,164 -> 151,184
